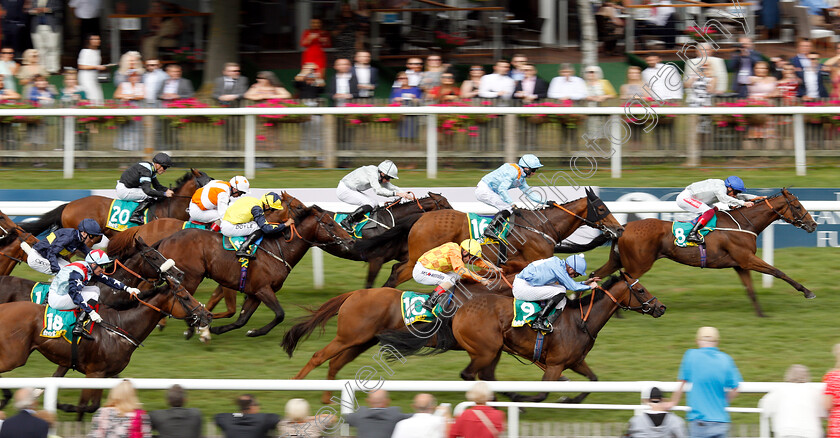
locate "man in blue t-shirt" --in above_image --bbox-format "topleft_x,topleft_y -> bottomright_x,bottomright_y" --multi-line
667,326 -> 742,438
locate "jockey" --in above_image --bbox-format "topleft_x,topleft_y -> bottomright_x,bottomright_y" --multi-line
188,176 -> 250,231
414,239 -> 493,312
21,218 -> 102,275
513,254 -> 599,333
337,160 -> 414,231
47,249 -> 140,341
476,154 -> 546,239
116,152 -> 175,224
676,176 -> 763,244
220,192 -> 294,258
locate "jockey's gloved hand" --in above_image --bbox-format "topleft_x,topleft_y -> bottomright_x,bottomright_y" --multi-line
125,287 -> 140,297
89,310 -> 103,323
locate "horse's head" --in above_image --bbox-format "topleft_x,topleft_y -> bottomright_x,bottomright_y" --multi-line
769,188 -> 818,233
584,187 -> 624,239
605,271 -> 666,317
0,210 -> 20,248
425,192 -> 453,210
172,168 -> 213,195
281,192 -> 353,251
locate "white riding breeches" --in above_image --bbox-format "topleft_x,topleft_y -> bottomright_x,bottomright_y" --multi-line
116,182 -> 151,201
412,261 -> 460,286
220,220 -> 259,237
27,254 -> 69,276
676,189 -> 713,215
475,181 -> 513,213
48,286 -> 100,311
189,202 -> 221,224
336,181 -> 378,208
32,25 -> 61,73
512,277 -> 567,301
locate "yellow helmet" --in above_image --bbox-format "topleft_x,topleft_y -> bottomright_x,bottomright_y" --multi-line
460,239 -> 482,258
261,192 -> 283,210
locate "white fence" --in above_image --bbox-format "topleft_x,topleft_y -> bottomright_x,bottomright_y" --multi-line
0,105 -> 836,179
0,377 -> 820,438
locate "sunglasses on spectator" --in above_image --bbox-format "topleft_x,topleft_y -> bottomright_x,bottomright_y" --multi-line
408,62 -> 422,65
1,51 -> 13,54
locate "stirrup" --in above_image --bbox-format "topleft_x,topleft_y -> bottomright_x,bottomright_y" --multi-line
686,232 -> 704,243
422,295 -> 440,312
74,317 -> 94,341
531,319 -> 553,333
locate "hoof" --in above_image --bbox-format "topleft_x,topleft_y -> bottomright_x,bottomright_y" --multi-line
804,290 -> 816,299
199,326 -> 211,344
246,329 -> 264,337
183,328 -> 194,340
555,396 -> 573,403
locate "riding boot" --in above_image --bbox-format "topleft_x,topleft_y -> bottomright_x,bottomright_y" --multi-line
483,210 -> 511,239
531,293 -> 565,333
341,205 -> 373,231
73,312 -> 94,341
236,230 -> 263,258
129,199 -> 153,224
686,221 -> 705,244
422,285 -> 448,312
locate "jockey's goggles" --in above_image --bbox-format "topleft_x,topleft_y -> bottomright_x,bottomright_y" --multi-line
93,261 -> 114,271
523,167 -> 537,176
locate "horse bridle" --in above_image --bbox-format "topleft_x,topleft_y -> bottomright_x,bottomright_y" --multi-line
135,246 -> 205,327
551,197 -> 614,234
285,209 -> 351,249
764,193 -> 810,229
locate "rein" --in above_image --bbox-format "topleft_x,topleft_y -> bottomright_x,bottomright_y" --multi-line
552,201 -> 599,228
578,273 -> 657,340
764,195 -> 810,229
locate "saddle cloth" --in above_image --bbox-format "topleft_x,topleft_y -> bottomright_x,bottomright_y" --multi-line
30,282 -> 50,304
40,305 -> 95,343
400,291 -> 445,326
106,199 -> 147,232
222,235 -> 263,256
183,221 -> 211,230
672,215 -> 718,247
511,299 -> 557,328
333,212 -> 369,238
467,213 -> 512,244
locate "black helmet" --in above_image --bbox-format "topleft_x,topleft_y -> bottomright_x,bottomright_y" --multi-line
153,152 -> 173,169
77,218 -> 103,236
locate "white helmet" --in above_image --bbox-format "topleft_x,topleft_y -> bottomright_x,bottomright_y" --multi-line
229,176 -> 250,194
377,160 -> 399,179
85,249 -> 112,267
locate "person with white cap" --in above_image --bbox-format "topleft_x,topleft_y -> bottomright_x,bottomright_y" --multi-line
666,326 -> 742,438
336,160 -> 414,231
625,386 -> 687,437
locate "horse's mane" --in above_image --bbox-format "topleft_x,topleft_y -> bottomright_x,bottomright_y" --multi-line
514,195 -> 587,213
172,171 -> 200,190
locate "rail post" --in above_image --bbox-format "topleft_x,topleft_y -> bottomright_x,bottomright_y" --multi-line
63,116 -> 75,179
426,114 -> 438,179
611,115 -> 622,178
244,115 -> 255,179
793,113 -> 806,176
762,223 -> 774,287
312,247 -> 324,289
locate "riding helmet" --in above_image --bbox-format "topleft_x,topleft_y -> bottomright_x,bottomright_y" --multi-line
724,176 -> 746,193
77,218 -> 103,236
229,176 -> 250,194
460,239 -> 482,258
565,253 -> 587,276
153,152 -> 173,169
518,154 -> 543,170
85,249 -> 112,267
378,160 -> 399,179
261,192 -> 283,210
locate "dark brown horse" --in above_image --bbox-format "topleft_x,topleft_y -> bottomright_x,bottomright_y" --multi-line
379,272 -> 665,403
358,188 -> 624,287
592,189 -> 817,317
0,238 -> 212,418
0,210 -> 40,276
20,169 -> 213,238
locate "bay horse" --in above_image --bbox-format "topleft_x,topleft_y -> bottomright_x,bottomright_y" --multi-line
592,188 -> 817,317
0,239 -> 212,419
20,168 -> 213,238
0,210 -> 40,276
133,192 -> 353,337
379,272 -> 666,403
358,188 -> 624,287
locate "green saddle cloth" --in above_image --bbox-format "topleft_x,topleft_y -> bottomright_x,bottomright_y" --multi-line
511,299 -> 557,328
106,199 -> 148,232
467,213 -> 511,243
400,291 -> 446,326
30,282 -> 50,305
333,213 -> 369,239
40,306 -> 90,343
672,215 -> 718,247
183,221 -> 210,230
222,235 -> 262,256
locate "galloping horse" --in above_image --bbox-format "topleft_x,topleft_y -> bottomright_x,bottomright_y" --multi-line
592,188 -> 817,317
0,239 -> 212,418
20,168 -> 213,238
358,188 -> 624,287
379,272 -> 666,403
134,192 -> 353,337
0,210 -> 39,276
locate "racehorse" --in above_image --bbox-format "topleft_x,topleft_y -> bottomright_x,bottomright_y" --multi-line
132,192 -> 353,337
592,188 -> 817,317
281,277 -> 514,404
0,210 -> 40,276
0,238 -> 212,419
358,188 -> 624,287
378,272 -> 665,403
20,168 -> 213,238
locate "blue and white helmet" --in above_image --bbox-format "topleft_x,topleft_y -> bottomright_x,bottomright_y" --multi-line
724,176 -> 746,192
565,253 -> 586,276
85,249 -> 112,267
518,154 -> 543,170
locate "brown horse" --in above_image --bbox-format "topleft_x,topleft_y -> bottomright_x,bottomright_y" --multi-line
0,238 -> 212,418
592,189 -> 817,317
379,272 -> 666,403
20,169 -> 213,238
132,192 -> 353,337
0,210 -> 40,276
358,188 -> 624,287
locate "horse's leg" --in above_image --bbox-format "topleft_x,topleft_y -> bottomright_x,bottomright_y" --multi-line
592,243 -> 623,278
734,267 -> 766,317
737,253 -> 815,299
383,261 -> 412,288
206,286 -> 238,319
209,295 -> 262,335
245,287 -> 286,337
319,340 -> 379,404
365,259 -> 383,289
557,360 -> 599,404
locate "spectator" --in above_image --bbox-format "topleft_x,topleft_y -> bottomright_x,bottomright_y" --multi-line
583,65 -> 617,103
642,55 -> 683,101
634,0 -> 677,48
277,398 -> 337,438
326,58 -> 358,105
0,46 -> 20,77
26,0 -> 62,74
353,50 -> 378,98
596,0 -> 624,55
759,364 -> 825,438
0,387 -> 48,438
625,387 -> 687,438
478,59 -> 515,99
391,71 -> 422,139
729,36 -> 764,97
391,393 -> 447,438
460,65 -> 484,99
619,66 -> 645,99
59,69 -> 86,104
113,70 -> 144,150
141,2 -> 183,60
244,71 -> 291,101
28,73 -> 56,105
830,65 -> 840,99
427,72 -> 460,103
294,62 -> 325,101
33,410 -> 58,438
345,389 -> 411,438
801,0 -> 831,26
332,3 -> 357,61
69,0 -> 102,50
790,39 -> 814,82
547,63 -> 586,100
149,384 -> 203,438
513,63 -> 548,102
449,381 -> 505,438
1,0 -> 25,56
214,394 -> 279,438
822,42 -> 840,71
403,57 -> 424,88
213,62 -> 249,106
824,343 -> 840,437
685,62 -> 715,134
77,33 -> 105,104
142,58 -> 167,105
114,51 -> 144,86
798,52 -> 829,100
683,42 -> 727,95
300,18 -> 330,75
776,63 -> 800,104
0,74 -> 21,100
747,61 -> 777,99
666,326 -> 742,438
419,54 -> 447,92
157,63 -> 194,102
509,53 -> 529,81
16,49 -> 49,88
88,380 -> 152,438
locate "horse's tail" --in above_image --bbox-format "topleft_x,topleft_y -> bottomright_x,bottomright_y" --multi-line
377,312 -> 458,359
20,203 -> 67,236
354,213 -> 423,257
554,233 -> 611,253
106,226 -> 143,261
281,291 -> 355,357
